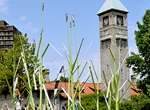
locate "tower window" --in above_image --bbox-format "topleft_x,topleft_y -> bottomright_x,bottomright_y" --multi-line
103,16 -> 109,27
117,15 -> 123,26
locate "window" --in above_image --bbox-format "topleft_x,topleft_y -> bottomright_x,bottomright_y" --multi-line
117,15 -> 123,26
9,32 -> 13,35
3,41 -> 6,44
103,16 -> 109,27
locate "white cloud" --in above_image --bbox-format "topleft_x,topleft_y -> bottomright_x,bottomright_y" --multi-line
20,16 -> 27,21
26,22 -> 38,33
0,0 -> 9,14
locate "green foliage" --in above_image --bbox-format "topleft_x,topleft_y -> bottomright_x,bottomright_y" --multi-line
53,76 -> 69,82
60,76 -> 69,82
81,92 -> 150,110
146,84 -> 150,97
120,93 -> 150,110
0,34 -> 38,96
81,93 -> 104,110
126,9 -> 150,95
81,92 -> 114,110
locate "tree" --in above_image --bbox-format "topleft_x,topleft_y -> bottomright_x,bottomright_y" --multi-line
54,76 -> 69,82
126,9 -> 150,95
120,93 -> 150,110
81,92 -> 150,110
0,34 -> 38,98
81,92 -> 108,110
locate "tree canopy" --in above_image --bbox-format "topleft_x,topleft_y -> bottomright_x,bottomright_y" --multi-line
0,34 -> 38,97
126,9 -> 150,95
81,92 -> 150,110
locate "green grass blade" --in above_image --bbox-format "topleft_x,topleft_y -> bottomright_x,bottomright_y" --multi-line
90,60 -> 98,80
36,32 -> 43,57
109,48 -> 115,62
41,44 -> 50,57
71,38 -> 84,73
89,66 -> 96,91
102,70 -> 108,87
53,88 -> 62,99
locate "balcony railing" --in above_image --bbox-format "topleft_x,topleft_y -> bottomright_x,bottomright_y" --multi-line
0,26 -> 13,31
0,42 -> 13,45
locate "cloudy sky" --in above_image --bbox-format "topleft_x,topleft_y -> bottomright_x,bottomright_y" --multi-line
0,0 -> 150,81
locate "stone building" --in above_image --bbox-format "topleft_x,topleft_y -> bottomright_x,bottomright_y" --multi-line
97,0 -> 130,99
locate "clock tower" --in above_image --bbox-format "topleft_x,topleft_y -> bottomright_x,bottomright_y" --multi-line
97,0 -> 130,99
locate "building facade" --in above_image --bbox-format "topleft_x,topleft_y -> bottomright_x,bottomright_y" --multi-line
97,0 -> 130,99
0,20 -> 21,50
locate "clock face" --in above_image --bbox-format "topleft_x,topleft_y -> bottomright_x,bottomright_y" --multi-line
103,16 -> 109,26
117,16 -> 123,26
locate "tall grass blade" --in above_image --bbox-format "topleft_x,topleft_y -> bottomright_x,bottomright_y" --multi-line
33,74 -> 37,90
41,44 -> 50,57
83,41 -> 93,59
71,38 -> 84,74
50,44 -> 63,56
103,93 -> 110,109
109,48 -> 115,62
102,70 -> 108,87
89,66 -> 96,91
42,84 -> 54,110
21,52 -> 35,109
80,71 -> 90,84
106,81 -> 111,98
14,57 -> 21,77
90,60 -> 99,80
36,32 -> 43,58
58,36 -> 69,55
80,76 -> 90,93
62,87 -> 73,102
119,79 -> 128,91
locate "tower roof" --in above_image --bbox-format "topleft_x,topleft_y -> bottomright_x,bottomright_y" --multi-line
97,0 -> 128,15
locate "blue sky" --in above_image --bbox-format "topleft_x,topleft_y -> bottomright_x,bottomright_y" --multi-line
0,0 -> 150,82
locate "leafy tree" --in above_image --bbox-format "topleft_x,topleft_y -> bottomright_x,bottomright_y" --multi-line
0,34 -> 38,98
126,9 -> 150,95
81,92 -> 110,110
120,93 -> 150,110
60,76 -> 69,82
81,92 -> 150,110
53,76 -> 69,82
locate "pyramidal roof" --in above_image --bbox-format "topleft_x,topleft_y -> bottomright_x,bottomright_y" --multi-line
97,0 -> 128,15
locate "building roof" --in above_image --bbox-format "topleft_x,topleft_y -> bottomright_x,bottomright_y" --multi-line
45,82 -> 101,98
45,82 -> 140,98
130,85 -> 142,95
0,20 -> 9,26
97,0 -> 128,15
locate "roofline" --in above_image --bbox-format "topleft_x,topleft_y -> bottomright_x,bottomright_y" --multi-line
97,9 -> 129,16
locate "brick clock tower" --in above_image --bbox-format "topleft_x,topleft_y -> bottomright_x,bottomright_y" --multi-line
97,0 -> 130,99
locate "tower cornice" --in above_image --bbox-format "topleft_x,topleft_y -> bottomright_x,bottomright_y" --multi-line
97,0 -> 128,16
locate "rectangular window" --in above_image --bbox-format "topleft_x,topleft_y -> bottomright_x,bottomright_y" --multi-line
117,15 -> 123,26
103,16 -> 109,27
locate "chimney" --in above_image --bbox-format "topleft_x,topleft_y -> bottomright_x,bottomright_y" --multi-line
131,75 -> 137,86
